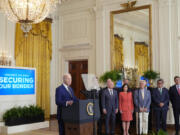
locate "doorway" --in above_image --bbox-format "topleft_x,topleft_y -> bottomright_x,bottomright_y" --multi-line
69,60 -> 88,99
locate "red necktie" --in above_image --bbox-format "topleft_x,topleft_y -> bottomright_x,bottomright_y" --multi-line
178,88 -> 180,95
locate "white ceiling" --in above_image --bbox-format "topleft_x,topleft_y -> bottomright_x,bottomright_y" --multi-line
114,9 -> 149,32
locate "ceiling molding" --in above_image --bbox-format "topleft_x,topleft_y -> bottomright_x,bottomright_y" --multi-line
59,42 -> 92,52
114,18 -> 149,34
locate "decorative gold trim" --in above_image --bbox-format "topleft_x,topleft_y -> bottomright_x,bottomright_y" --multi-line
120,1 -> 137,9
110,5 -> 152,70
87,102 -> 94,116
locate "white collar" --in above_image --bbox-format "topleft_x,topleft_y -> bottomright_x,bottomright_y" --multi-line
63,83 -> 69,90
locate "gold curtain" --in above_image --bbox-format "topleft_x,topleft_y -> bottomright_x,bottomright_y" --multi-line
135,42 -> 149,75
112,34 -> 124,70
15,19 -> 52,119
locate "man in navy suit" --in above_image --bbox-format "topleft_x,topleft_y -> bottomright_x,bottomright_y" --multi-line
152,79 -> 169,132
134,80 -> 151,135
169,76 -> 180,135
101,79 -> 118,135
55,73 -> 78,135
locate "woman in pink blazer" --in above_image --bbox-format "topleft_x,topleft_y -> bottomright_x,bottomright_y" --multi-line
119,84 -> 134,135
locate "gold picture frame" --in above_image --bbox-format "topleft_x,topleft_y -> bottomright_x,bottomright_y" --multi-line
110,5 -> 152,70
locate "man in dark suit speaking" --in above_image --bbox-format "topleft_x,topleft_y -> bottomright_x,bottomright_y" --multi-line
101,79 -> 118,135
169,76 -> 180,135
152,79 -> 169,132
55,73 -> 78,135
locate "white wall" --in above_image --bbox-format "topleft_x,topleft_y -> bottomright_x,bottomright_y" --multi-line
58,0 -> 96,79
0,12 -> 15,65
50,12 -> 61,115
114,21 -> 149,68
178,0 -> 180,74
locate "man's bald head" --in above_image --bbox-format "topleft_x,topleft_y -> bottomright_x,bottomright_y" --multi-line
107,79 -> 114,89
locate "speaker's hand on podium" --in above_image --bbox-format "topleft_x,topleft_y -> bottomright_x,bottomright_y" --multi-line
103,109 -> 107,114
66,100 -> 74,106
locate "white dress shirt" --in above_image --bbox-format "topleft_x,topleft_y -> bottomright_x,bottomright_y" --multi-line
108,88 -> 113,95
141,89 -> 144,100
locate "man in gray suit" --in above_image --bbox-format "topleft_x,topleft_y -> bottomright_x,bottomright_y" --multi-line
101,79 -> 118,135
134,80 -> 151,135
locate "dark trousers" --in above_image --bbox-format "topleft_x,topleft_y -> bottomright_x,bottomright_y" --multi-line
58,119 -> 65,135
154,109 -> 168,132
173,108 -> 180,134
148,106 -> 153,131
105,111 -> 116,135
116,112 -> 123,132
98,115 -> 104,134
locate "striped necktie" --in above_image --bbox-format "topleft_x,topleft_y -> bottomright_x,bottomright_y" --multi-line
67,87 -> 72,97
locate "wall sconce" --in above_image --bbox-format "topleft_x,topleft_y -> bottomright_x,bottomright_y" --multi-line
0,52 -> 12,66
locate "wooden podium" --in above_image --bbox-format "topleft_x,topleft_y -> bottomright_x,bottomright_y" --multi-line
62,99 -> 100,135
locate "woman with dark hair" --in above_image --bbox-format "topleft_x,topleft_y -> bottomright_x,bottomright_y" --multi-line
119,84 -> 134,135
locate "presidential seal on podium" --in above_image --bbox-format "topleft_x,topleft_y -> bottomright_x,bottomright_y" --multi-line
87,102 -> 94,116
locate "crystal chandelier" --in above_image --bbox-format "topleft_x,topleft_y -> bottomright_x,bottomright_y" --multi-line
0,0 -> 59,35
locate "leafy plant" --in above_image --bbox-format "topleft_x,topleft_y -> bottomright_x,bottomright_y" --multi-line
3,105 -> 44,126
157,130 -> 168,135
142,70 -> 159,80
149,130 -> 168,135
99,70 -> 122,83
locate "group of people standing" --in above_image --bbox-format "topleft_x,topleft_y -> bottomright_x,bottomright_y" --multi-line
55,73 -> 180,135
101,79 -> 150,135
101,76 -> 180,135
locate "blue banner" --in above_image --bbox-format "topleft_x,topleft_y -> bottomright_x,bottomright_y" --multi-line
0,67 -> 35,95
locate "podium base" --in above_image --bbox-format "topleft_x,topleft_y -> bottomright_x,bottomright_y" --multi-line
65,121 -> 97,135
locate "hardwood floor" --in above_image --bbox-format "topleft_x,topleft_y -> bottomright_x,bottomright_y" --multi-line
11,120 -> 176,135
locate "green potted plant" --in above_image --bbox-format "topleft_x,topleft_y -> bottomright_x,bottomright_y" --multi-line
157,130 -> 168,135
99,70 -> 122,84
3,105 -> 45,126
142,70 -> 159,87
149,129 -> 168,135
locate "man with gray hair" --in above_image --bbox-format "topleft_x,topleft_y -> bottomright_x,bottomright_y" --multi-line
134,80 -> 151,135
55,73 -> 78,135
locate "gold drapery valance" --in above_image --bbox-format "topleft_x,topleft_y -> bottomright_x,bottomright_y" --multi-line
112,34 -> 124,70
135,42 -> 149,75
15,19 -> 52,119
